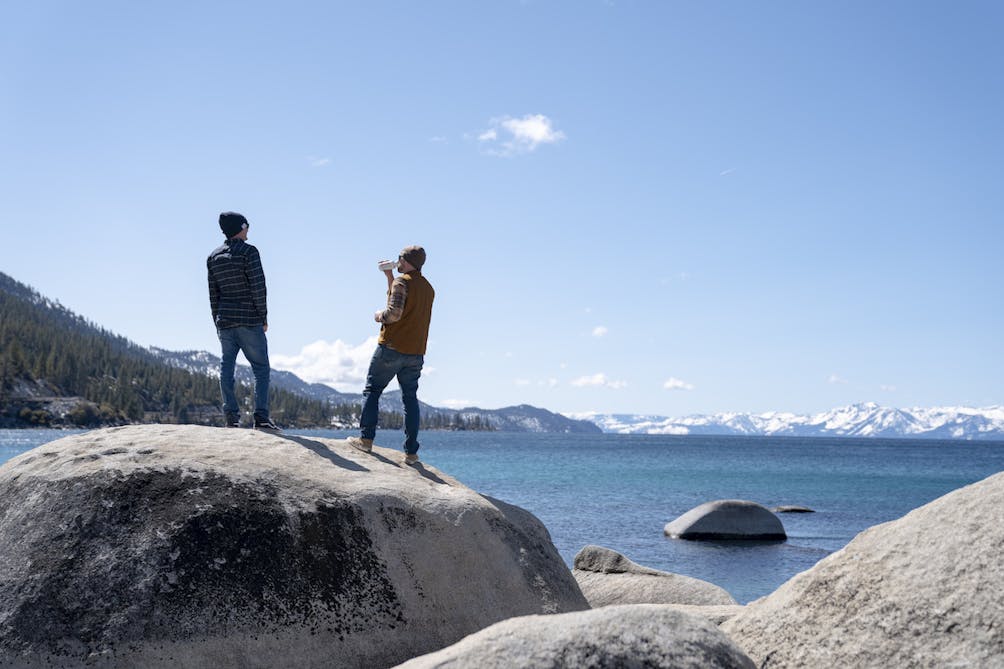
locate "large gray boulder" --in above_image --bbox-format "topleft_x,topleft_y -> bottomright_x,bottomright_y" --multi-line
573,545 -> 737,607
393,604 -> 756,669
664,500 -> 786,540
722,471 -> 1004,668
0,425 -> 587,668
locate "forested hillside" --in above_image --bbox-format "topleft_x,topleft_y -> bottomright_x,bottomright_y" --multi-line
0,272 -> 332,428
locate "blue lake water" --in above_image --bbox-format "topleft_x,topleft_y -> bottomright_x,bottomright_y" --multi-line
4,428 -> 1004,604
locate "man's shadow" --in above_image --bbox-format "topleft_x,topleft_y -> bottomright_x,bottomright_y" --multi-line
409,461 -> 448,485
276,434 -> 369,472
276,434 -> 448,484
360,449 -> 448,485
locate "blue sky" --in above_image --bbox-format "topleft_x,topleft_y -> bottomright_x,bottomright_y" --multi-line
2,1 -> 1001,416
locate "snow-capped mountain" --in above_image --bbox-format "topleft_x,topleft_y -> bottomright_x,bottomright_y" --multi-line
568,403 -> 1004,440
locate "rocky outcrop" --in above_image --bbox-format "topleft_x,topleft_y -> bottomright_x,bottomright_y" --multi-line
664,500 -> 786,540
722,471 -> 1004,668
393,604 -> 756,669
0,425 -> 588,668
573,545 -> 736,607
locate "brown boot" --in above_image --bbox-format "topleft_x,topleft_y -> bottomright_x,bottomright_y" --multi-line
347,437 -> 373,453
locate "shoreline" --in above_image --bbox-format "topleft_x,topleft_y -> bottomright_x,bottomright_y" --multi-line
2,424 -> 1004,444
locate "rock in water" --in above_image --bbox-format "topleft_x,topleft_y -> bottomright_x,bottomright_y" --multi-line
722,471 -> 1004,668
0,425 -> 587,668
771,505 -> 814,513
392,604 -> 756,669
664,500 -> 786,540
573,545 -> 737,606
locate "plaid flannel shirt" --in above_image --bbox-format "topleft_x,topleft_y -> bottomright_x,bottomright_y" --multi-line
207,239 -> 268,328
376,277 -> 408,324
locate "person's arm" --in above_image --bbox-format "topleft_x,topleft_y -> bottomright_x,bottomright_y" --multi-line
374,276 -> 408,323
207,259 -> 220,324
246,246 -> 268,328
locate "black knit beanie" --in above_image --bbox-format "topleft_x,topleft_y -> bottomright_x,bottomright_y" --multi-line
400,245 -> 426,270
219,212 -> 249,237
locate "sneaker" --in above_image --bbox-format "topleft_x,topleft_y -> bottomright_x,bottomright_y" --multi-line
224,413 -> 240,428
347,437 -> 373,453
253,417 -> 282,432
404,453 -> 419,466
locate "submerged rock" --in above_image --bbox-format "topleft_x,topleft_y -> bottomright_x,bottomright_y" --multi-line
0,425 -> 587,668
393,604 -> 756,669
771,505 -> 815,513
573,545 -> 736,606
664,499 -> 786,540
722,471 -> 1004,668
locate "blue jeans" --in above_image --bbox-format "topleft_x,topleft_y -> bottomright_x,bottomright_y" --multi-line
218,325 -> 270,419
360,345 -> 424,454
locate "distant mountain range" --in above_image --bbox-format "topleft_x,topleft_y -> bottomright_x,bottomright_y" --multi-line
5,270 -> 999,439
148,348 -> 600,434
569,403 -> 1004,441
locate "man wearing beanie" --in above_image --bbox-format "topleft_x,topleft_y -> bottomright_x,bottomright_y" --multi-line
207,212 -> 279,431
349,245 -> 435,465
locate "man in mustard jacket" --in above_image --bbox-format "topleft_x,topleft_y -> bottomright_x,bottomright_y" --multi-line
349,246 -> 434,465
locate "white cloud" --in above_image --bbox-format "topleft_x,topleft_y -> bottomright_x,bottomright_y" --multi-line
514,379 -> 531,386
720,168 -> 736,176
592,325 -> 608,337
271,337 -> 377,392
880,384 -> 897,392
429,136 -> 447,143
663,377 -> 695,391
828,374 -> 849,385
571,373 -> 627,389
307,156 -> 331,167
572,373 -> 606,387
477,113 -> 565,156
502,114 -> 565,147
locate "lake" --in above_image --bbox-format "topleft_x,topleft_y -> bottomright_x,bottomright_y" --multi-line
3,428 -> 1003,603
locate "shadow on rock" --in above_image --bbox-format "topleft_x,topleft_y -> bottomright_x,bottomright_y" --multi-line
409,463 -> 448,485
362,450 -> 449,485
277,434 -> 370,472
